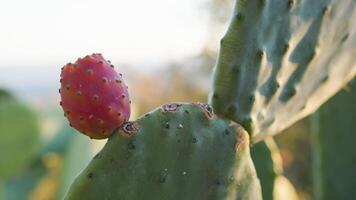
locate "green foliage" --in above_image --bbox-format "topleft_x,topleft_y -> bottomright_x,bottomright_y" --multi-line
0,89 -> 40,179
0,89 -> 13,102
4,124 -> 91,200
209,0 -> 356,142
4,125 -> 73,200
0,181 -> 3,200
65,103 -> 261,200
56,133 -> 91,200
5,154 -> 53,200
251,138 -> 298,200
311,80 -> 356,200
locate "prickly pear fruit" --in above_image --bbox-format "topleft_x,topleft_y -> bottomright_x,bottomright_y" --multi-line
59,53 -> 131,139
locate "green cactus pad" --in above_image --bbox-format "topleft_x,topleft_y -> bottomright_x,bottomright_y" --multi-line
0,90 -> 40,178
209,0 -> 356,141
251,138 -> 280,200
0,89 -> 13,102
4,124 -> 91,200
65,103 -> 262,200
311,80 -> 356,200
251,138 -> 298,200
56,132 -> 92,200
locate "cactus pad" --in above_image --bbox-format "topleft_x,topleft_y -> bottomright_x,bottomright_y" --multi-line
65,103 -> 262,200
251,138 -> 298,200
210,0 -> 356,141
0,90 -> 40,178
312,80 -> 356,200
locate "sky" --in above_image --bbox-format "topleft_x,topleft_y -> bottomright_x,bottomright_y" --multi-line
0,0 -> 216,101
0,0 -> 210,69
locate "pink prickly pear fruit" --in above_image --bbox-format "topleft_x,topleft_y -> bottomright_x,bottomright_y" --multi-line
59,53 -> 131,139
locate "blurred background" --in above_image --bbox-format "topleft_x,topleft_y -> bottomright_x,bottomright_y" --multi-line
0,0 -> 315,199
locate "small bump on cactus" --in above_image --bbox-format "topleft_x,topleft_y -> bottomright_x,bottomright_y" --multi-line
59,53 -> 131,139
209,0 -> 356,142
64,103 -> 262,200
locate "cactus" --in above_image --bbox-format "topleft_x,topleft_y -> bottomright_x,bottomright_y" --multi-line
0,89 -> 13,102
4,125 -> 72,200
251,138 -> 279,200
209,0 -> 356,142
311,80 -> 356,200
0,89 -> 40,179
56,132 -> 91,200
60,53 -> 131,139
4,123 -> 91,200
65,103 -> 262,200
0,88 -> 39,200
251,138 -> 298,200
0,181 -> 3,200
61,0 -> 356,199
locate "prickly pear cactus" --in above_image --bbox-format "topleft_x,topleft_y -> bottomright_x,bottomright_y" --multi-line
251,138 -> 280,200
0,89 -> 40,179
0,89 -> 13,102
65,103 -> 262,200
0,181 -> 3,200
209,0 -> 356,141
311,80 -> 356,200
251,138 -> 298,200
56,132 -> 91,200
4,124 -> 91,200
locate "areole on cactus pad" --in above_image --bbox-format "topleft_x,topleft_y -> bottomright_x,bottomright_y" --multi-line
59,53 -> 131,139
65,103 -> 262,200
209,0 -> 356,142
59,0 -> 356,198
